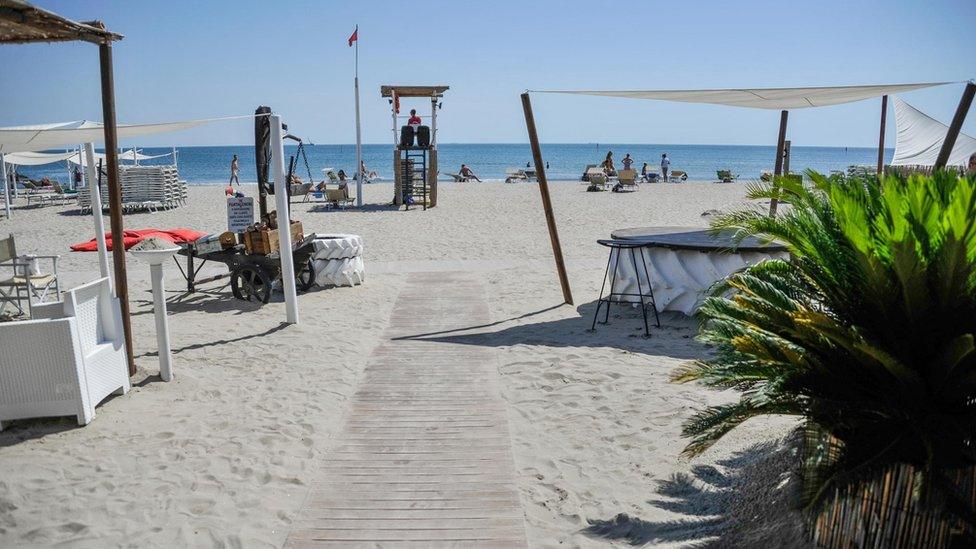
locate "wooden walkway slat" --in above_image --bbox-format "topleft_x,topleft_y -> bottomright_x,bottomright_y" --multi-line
284,273 -> 527,548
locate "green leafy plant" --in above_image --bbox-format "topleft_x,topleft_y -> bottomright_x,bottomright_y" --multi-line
672,171 -> 976,521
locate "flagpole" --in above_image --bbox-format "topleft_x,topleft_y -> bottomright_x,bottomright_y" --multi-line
354,25 -> 363,207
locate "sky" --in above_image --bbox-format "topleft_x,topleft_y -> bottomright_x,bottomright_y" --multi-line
0,0 -> 974,148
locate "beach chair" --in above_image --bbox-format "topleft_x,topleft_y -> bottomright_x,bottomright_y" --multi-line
584,166 -> 605,184
588,173 -> 609,189
669,170 -> 688,183
716,170 -> 738,183
290,182 -> 313,203
0,277 -> 130,430
449,173 -> 468,182
505,168 -> 528,184
0,234 -> 60,317
617,169 -> 639,191
22,180 -> 57,207
581,164 -> 598,182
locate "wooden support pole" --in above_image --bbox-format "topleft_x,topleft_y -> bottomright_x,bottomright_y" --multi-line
877,95 -> 888,174
934,82 -> 976,170
769,109 -> 789,217
99,42 -> 136,376
521,92 -> 573,305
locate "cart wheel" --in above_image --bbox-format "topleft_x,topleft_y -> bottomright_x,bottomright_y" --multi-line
297,258 -> 315,292
231,265 -> 272,304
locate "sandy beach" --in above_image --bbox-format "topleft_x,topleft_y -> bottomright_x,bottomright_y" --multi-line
0,181 -> 804,548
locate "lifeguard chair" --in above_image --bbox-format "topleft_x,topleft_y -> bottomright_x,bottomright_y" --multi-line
382,85 -> 449,210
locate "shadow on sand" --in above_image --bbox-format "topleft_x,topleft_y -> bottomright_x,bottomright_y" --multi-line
582,440 -> 807,547
390,299 -> 707,359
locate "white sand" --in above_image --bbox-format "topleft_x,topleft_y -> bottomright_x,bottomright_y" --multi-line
0,181 -> 804,547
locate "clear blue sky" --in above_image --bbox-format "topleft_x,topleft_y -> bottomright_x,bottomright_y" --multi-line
1,0 -> 973,147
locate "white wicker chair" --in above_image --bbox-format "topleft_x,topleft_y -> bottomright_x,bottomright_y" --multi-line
0,277 -> 130,430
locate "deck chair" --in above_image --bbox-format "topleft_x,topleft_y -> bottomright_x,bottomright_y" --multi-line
321,184 -> 355,209
669,170 -> 689,183
617,169 -> 639,191
584,166 -> 606,184
449,173 -> 468,182
716,170 -> 738,183
505,168 -> 528,184
581,164 -> 598,182
22,180 -> 57,206
0,234 -> 61,317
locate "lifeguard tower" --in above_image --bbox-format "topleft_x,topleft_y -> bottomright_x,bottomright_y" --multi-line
381,85 -> 449,210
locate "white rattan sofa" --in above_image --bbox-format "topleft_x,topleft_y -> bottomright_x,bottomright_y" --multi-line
0,277 -> 130,430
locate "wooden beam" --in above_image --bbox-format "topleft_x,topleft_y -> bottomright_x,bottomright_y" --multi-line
877,95 -> 888,174
99,42 -> 136,376
935,82 -> 976,169
521,92 -> 573,305
769,109 -> 789,217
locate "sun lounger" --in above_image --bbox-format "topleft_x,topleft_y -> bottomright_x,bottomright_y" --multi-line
716,170 -> 738,183
581,164 -> 599,182
505,168 -> 528,183
617,169 -> 639,191
669,170 -> 689,183
449,173 -> 468,182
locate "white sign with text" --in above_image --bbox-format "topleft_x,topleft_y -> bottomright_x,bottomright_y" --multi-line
227,196 -> 254,232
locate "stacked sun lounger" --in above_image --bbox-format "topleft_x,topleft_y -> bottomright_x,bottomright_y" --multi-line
78,166 -> 188,213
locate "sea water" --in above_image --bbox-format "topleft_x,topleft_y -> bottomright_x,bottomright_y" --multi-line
13,143 -> 888,186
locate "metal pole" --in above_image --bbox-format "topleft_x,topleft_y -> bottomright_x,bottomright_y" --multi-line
84,143 -> 111,286
99,42 -> 136,376
172,147 -> 178,168
354,26 -> 363,207
521,92 -> 573,305
1,153 -> 9,219
769,109 -> 789,217
270,114 -> 299,324
877,95 -> 888,174
935,82 -> 976,170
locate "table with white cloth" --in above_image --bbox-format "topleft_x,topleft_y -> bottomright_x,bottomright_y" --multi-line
606,226 -> 789,315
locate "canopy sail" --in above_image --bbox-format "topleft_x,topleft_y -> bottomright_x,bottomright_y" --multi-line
0,114 -> 260,154
530,82 -> 950,110
891,96 -> 976,167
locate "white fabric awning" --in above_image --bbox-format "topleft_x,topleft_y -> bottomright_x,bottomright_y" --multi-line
530,82 -> 950,110
891,97 -> 976,167
2,150 -> 77,166
0,115 -> 256,154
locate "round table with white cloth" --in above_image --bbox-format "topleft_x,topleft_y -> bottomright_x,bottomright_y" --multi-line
607,226 -> 788,315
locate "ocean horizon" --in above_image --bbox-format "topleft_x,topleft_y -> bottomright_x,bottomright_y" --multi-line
13,142 -> 891,186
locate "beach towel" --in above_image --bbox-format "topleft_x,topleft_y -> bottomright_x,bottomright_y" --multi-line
71,228 -> 207,252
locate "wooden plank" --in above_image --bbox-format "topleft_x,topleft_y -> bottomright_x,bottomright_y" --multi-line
284,273 -> 526,547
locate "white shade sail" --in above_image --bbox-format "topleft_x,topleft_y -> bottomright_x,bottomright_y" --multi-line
2,148 -> 174,166
1,150 -> 77,166
531,82 -> 950,110
0,115 -> 256,154
891,96 -> 976,167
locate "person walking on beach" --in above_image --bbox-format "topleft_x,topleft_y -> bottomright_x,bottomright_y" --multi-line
229,154 -> 240,185
622,153 -> 634,171
661,153 -> 670,182
459,164 -> 482,182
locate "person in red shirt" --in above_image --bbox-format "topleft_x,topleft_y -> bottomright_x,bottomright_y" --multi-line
408,109 -> 421,126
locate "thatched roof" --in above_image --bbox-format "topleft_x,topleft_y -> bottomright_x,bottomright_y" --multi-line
381,85 -> 449,98
0,0 -> 122,44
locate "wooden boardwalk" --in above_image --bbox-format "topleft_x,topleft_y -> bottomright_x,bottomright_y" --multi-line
285,272 -> 527,548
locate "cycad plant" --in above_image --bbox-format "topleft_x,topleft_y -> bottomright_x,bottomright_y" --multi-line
672,171 -> 976,523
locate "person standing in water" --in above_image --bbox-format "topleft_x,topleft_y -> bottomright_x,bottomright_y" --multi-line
229,154 -> 240,186
661,153 -> 670,182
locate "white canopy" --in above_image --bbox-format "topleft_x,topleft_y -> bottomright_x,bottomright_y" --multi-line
2,149 -> 77,166
2,148 -> 174,166
891,97 -> 976,167
531,82 -> 949,110
0,115 -> 254,154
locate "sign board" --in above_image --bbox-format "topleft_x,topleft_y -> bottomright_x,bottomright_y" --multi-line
227,196 -> 254,232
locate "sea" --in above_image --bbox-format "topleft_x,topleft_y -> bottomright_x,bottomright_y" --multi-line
11,143 -> 889,186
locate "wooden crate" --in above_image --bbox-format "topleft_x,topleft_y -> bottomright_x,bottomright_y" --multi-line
243,221 -> 303,255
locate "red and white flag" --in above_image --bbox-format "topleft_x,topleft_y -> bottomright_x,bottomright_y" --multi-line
348,26 -> 358,47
